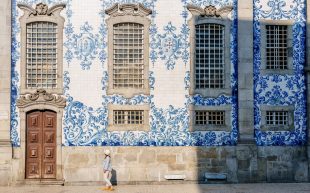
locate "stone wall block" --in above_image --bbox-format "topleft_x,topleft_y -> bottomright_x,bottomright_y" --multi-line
168,163 -> 186,171
226,157 -> 238,183
157,154 -> 176,164
124,153 -> 138,163
112,167 -> 130,182
139,149 -> 155,164
129,167 -> 147,181
66,153 -> 90,168
0,164 -> 11,186
294,161 -> 308,182
238,159 -> 250,170
267,161 -> 293,182
236,146 -> 255,160
112,153 -> 125,166
64,168 -> 100,181
257,158 -> 267,182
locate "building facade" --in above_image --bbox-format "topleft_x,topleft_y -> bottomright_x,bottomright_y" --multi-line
0,0 -> 310,185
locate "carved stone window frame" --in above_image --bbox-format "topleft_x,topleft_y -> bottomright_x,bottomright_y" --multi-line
260,105 -> 294,131
189,104 -> 231,132
260,19 -> 294,75
105,3 -> 151,98
187,4 -> 233,97
15,89 -> 66,181
108,104 -> 150,131
18,3 -> 66,95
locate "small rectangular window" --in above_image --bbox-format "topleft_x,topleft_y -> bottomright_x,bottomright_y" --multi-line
266,111 -> 289,126
195,111 -> 225,125
113,23 -> 144,89
266,25 -> 288,69
113,110 -> 144,125
26,22 -> 57,89
195,24 -> 225,89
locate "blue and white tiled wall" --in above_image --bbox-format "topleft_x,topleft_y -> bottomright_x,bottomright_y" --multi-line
253,0 -> 307,145
10,0 -> 307,147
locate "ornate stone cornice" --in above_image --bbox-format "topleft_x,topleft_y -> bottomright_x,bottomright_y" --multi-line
187,4 -> 233,18
17,89 -> 66,109
105,3 -> 152,17
17,2 -> 66,16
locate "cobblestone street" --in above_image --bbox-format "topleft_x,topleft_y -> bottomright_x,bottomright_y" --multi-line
1,183 -> 310,193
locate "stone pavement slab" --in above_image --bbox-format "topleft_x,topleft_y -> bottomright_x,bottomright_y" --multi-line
0,183 -> 310,193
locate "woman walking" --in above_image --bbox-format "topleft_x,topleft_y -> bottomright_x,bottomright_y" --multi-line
101,149 -> 113,191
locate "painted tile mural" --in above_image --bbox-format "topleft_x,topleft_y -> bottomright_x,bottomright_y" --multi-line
11,0 -> 240,146
11,0 -> 306,147
253,0 -> 307,145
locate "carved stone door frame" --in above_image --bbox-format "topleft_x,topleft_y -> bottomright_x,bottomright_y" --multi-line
16,89 -> 66,181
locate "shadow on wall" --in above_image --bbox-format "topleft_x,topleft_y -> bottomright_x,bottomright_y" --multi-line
111,169 -> 118,186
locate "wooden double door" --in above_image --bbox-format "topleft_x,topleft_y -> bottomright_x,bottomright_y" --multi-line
26,110 -> 57,179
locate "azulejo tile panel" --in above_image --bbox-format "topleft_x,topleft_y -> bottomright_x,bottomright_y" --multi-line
11,0 -> 241,147
253,0 -> 307,145
61,0 -> 239,146
64,22 -> 101,70
150,22 -> 189,70
11,0 -> 21,147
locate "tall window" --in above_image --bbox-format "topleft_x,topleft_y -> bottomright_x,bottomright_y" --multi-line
187,4 -> 233,132
26,22 -> 57,88
106,3 -> 151,98
18,3 -> 66,94
105,3 -> 152,131
195,23 -> 225,89
113,23 -> 144,89
266,25 -> 288,69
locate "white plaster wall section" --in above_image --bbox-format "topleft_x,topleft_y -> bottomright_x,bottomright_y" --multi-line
152,64 -> 187,108
64,0 -> 103,108
151,0 -> 188,108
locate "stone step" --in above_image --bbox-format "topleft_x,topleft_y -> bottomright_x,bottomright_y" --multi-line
16,179 -> 64,186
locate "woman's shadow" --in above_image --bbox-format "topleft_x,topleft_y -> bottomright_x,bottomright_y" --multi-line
111,169 -> 118,185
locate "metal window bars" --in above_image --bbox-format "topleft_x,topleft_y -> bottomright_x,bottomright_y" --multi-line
26,22 -> 57,88
195,23 -> 225,89
113,23 -> 144,89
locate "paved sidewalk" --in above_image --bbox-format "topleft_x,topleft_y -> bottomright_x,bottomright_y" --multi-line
1,183 -> 310,193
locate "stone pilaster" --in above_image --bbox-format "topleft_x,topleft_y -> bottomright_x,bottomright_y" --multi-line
0,0 -> 12,186
306,0 -> 310,182
237,0 -> 255,143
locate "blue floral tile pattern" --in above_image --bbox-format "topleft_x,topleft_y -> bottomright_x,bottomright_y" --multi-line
64,22 -> 100,70
151,22 -> 189,70
11,0 -> 20,147
253,0 -> 307,146
181,0 -> 239,146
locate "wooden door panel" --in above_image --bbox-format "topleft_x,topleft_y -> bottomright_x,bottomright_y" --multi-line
26,112 -> 42,179
42,162 -> 55,178
43,131 -> 55,144
27,162 -> 40,178
42,111 -> 57,179
26,111 -> 57,179
43,146 -> 55,159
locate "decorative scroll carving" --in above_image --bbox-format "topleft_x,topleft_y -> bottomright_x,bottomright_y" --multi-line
105,3 -> 152,17
17,89 -> 66,108
187,4 -> 233,18
35,3 -> 48,15
17,2 -> 66,16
